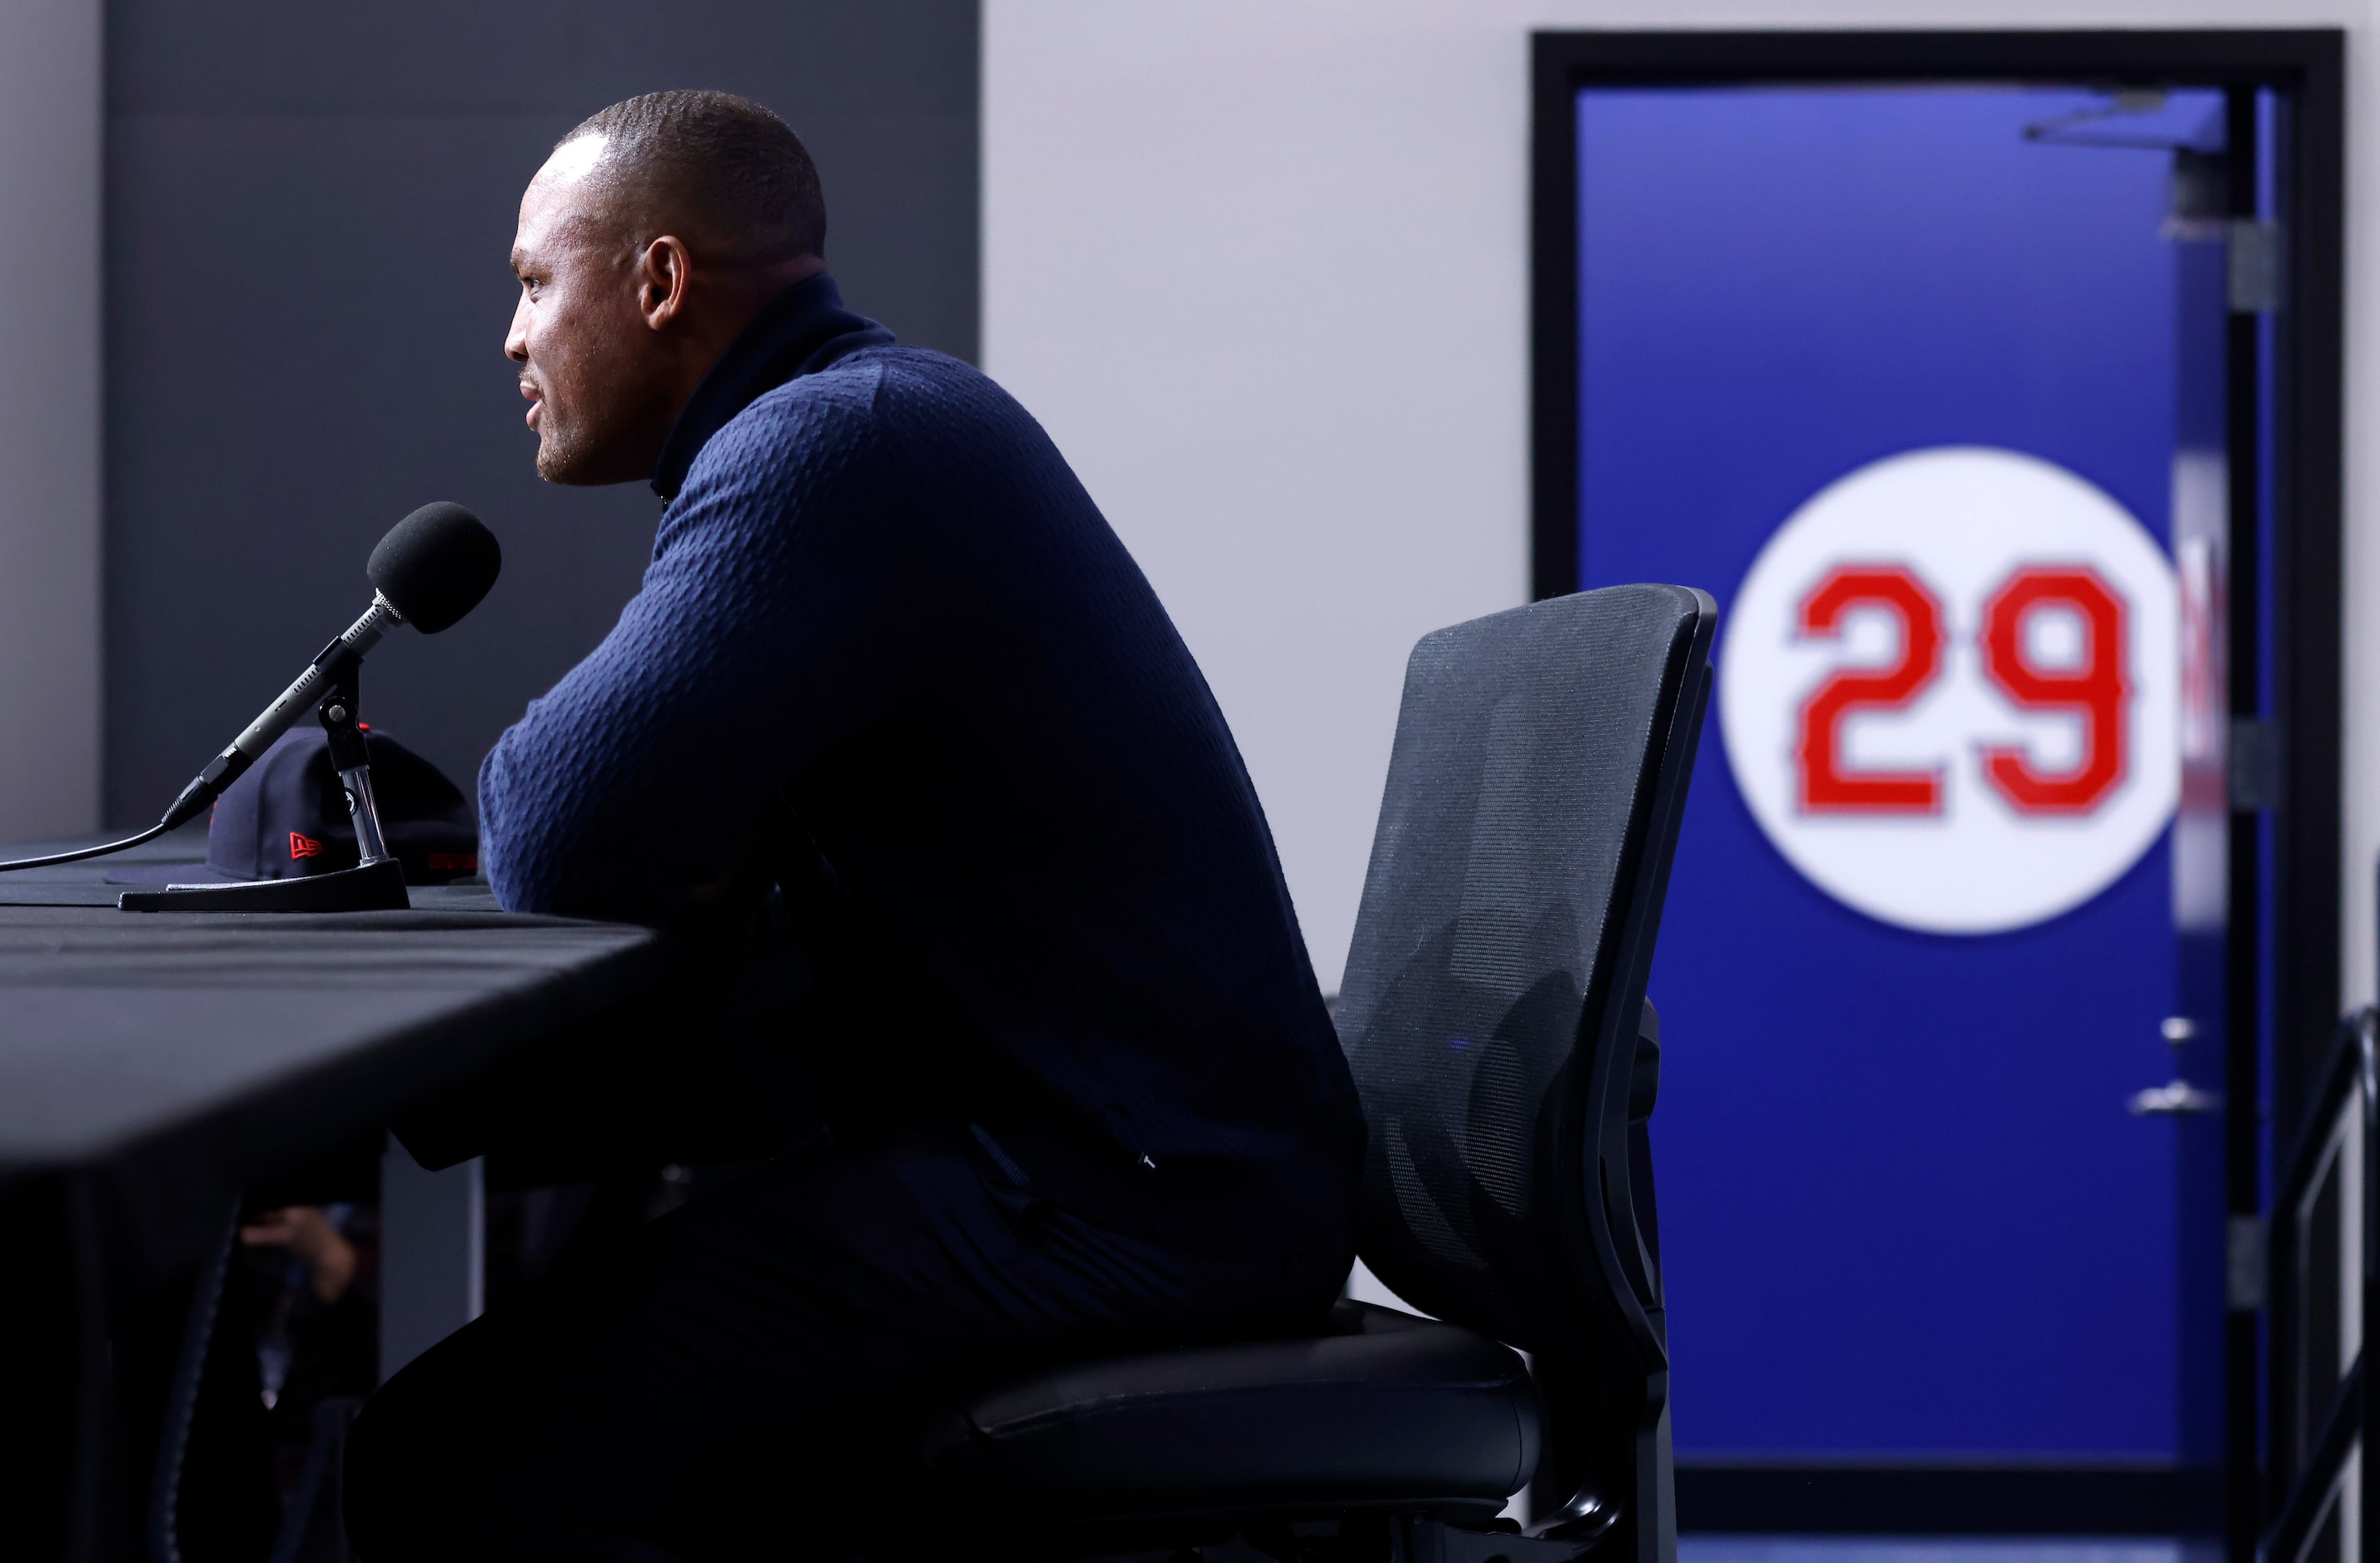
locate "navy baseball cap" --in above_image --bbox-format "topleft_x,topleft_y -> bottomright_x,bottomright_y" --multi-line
107,726 -> 478,886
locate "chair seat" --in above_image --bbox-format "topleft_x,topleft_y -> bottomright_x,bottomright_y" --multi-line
909,1300 -> 1541,1531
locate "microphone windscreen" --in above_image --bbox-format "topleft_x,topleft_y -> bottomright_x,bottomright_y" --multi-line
368,502 -> 501,633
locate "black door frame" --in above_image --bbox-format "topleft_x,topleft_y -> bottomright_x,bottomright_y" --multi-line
1531,28 -> 2344,1553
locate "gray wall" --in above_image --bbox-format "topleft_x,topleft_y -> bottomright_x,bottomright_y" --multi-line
106,0 -> 977,826
0,0 -> 102,842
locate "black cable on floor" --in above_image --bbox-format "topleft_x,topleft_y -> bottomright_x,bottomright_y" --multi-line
150,1200 -> 241,1563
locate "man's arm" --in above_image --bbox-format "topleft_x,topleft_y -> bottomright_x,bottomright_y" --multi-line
479,389 -> 917,921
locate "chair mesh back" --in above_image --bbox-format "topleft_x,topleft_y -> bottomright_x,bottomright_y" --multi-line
1336,586 -> 1711,1357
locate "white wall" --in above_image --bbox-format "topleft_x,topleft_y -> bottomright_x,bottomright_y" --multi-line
0,0 -> 102,841
986,0 -> 2380,1007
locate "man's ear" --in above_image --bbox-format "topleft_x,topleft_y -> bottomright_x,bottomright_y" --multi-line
636,236 -> 693,331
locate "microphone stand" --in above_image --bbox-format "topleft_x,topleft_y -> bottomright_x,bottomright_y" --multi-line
118,658 -> 411,913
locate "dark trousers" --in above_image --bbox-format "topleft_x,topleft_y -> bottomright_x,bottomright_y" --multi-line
342,1129 -> 1348,1562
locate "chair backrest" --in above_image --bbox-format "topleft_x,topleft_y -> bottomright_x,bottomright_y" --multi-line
1334,583 -> 1713,1390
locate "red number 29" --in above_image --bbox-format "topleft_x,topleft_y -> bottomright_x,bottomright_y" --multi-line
1792,562 -> 2130,816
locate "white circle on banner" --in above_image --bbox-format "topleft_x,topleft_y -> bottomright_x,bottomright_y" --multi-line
1718,446 -> 2178,935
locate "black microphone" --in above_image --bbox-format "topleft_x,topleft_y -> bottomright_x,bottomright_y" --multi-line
151,502 -> 503,832
0,502 -> 501,876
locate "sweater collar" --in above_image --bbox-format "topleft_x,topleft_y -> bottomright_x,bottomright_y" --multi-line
649,273 -> 894,500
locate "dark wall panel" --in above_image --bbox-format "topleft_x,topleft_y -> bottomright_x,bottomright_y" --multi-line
105,0 -> 976,826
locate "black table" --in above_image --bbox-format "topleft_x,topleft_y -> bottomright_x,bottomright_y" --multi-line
0,832 -> 675,1561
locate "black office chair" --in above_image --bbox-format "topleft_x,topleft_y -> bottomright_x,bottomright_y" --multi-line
906,583 -> 1717,1563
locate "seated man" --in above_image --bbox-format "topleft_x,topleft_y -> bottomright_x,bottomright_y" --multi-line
343,91 -> 1363,1562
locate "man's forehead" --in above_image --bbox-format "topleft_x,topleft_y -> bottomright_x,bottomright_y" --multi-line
516,134 -> 614,256
541,132 -> 609,188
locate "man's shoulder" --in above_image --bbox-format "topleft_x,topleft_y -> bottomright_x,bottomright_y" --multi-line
708,347 -> 997,445
681,355 -> 897,496
744,347 -> 1048,463
677,347 -> 1060,531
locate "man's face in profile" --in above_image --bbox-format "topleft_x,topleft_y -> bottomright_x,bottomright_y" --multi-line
505,137 -> 672,486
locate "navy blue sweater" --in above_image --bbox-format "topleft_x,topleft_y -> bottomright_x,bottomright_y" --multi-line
480,277 -> 1361,1232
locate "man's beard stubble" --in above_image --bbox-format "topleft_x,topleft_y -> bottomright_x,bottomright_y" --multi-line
533,374 -> 673,487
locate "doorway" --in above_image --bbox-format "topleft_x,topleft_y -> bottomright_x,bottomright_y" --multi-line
1531,30 -> 2343,1559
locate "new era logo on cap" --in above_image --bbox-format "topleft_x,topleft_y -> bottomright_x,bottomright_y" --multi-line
291,832 -> 323,860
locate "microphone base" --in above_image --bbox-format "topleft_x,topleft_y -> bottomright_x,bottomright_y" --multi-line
117,856 -> 411,914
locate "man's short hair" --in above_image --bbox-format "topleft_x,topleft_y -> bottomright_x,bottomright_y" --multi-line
559,90 -> 827,261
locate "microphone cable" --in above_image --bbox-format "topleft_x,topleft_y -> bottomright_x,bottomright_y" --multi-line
0,821 -> 175,874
